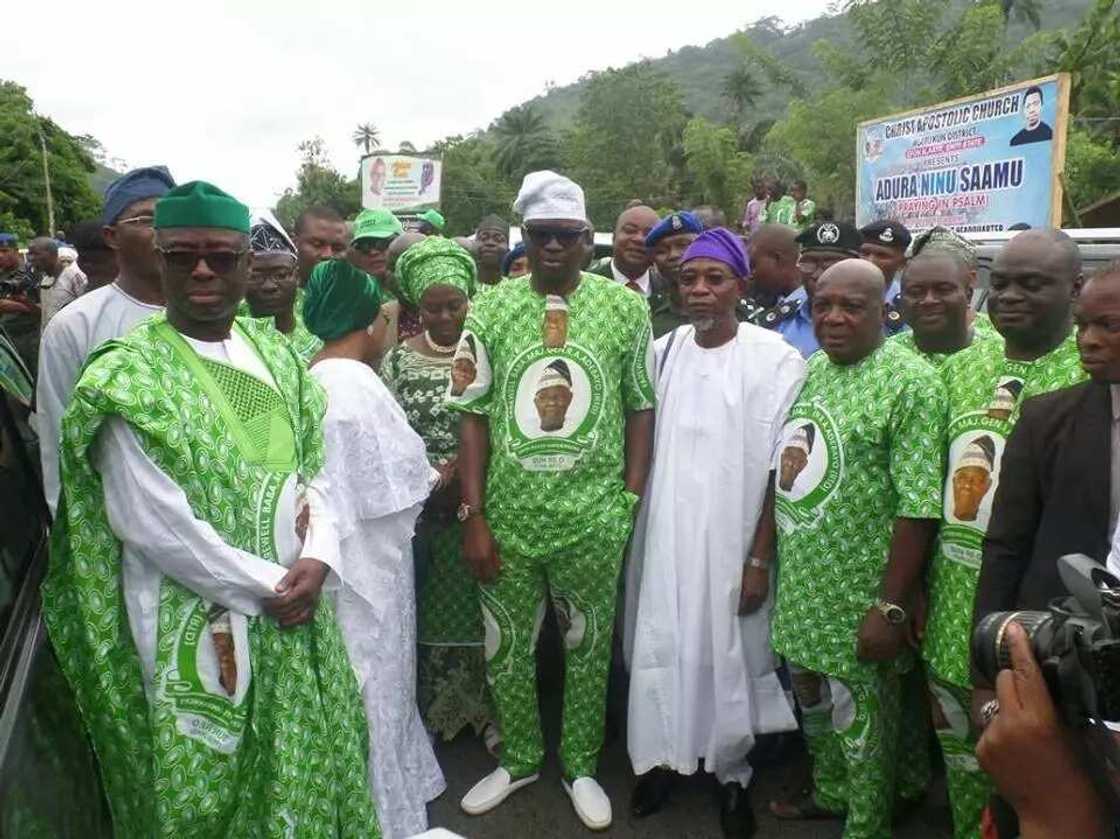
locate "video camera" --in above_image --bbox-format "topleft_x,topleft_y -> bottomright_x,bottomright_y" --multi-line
972,554 -> 1120,726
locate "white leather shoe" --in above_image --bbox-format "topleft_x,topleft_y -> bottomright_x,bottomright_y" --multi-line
562,776 -> 613,830
460,767 -> 539,815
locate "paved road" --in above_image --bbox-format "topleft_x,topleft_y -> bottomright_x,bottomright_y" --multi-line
425,636 -> 954,838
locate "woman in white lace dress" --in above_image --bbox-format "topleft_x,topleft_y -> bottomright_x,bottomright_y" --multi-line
302,258 -> 446,838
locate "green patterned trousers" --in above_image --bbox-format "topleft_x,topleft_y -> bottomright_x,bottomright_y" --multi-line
790,664 -> 901,839
480,533 -> 628,781
928,671 -> 993,839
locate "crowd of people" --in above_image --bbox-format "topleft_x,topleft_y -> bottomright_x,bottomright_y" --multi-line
0,161 -> 1116,839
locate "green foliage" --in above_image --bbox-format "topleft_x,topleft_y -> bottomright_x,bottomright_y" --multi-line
564,63 -> 690,227
274,137 -> 361,229
0,80 -> 101,235
722,66 -> 763,124
931,2 -> 1013,99
1063,126 -> 1120,212
0,211 -> 34,244
680,118 -> 753,219
429,133 -> 516,236
764,85 -> 886,216
491,104 -> 561,180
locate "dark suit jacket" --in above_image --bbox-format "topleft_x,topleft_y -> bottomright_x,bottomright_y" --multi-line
973,381 -> 1112,648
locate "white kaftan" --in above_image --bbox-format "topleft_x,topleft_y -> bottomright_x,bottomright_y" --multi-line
309,358 -> 446,839
37,281 -> 162,513
625,324 -> 806,785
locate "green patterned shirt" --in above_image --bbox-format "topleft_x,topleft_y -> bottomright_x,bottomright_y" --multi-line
446,273 -> 655,557
773,340 -> 947,678
922,333 -> 1086,687
889,312 -> 999,368
382,342 -> 458,465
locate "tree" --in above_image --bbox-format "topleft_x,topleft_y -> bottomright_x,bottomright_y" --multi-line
0,80 -> 101,236
565,63 -> 690,226
429,133 -> 517,235
352,123 -> 380,155
491,104 -> 560,180
398,140 -> 417,153
275,136 -> 361,229
680,118 -> 753,218
1001,0 -> 1042,30
722,66 -> 762,124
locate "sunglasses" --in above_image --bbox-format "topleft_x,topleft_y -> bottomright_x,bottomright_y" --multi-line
353,237 -> 393,254
158,248 -> 247,275
524,226 -> 587,248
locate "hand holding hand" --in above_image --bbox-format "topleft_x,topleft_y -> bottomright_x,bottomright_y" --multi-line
264,558 -> 329,628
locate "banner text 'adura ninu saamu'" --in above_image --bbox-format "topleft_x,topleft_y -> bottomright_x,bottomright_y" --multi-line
855,75 -> 1070,234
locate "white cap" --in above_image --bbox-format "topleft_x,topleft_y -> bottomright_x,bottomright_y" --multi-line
514,171 -> 587,223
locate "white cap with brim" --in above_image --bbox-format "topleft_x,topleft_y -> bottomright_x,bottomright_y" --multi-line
514,171 -> 587,223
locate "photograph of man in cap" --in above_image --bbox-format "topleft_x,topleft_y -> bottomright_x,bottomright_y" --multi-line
778,423 -> 815,492
922,229 -> 1085,839
43,180 -> 378,838
859,220 -> 912,336
951,434 -> 996,522
449,333 -> 478,396
644,211 -> 703,338
448,170 -> 654,831
534,358 -> 574,432
37,165 -> 176,514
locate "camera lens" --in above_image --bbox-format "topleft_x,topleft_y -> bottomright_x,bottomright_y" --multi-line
971,610 -> 1053,685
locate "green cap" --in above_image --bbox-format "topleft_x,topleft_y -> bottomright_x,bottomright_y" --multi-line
153,180 -> 250,233
418,209 -> 445,231
351,209 -> 404,244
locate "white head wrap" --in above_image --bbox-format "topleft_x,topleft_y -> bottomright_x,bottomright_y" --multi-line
957,435 -> 995,471
787,424 -> 815,455
58,246 -> 77,264
514,171 -> 587,223
536,359 -> 573,392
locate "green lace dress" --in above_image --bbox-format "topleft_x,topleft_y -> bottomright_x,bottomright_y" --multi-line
381,341 -> 494,740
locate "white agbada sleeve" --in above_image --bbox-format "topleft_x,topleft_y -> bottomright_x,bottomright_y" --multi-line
95,416 -> 288,616
36,316 -> 84,516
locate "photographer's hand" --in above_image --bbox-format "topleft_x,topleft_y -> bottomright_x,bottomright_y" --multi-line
976,622 -> 1109,838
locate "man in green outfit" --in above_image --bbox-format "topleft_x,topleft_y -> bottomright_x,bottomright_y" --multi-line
42,181 -> 379,838
246,210 -> 323,362
890,226 -> 999,367
921,228 -> 1085,839
769,259 -> 946,839
448,170 -> 655,831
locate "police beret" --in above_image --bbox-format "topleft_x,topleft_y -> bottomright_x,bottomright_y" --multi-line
795,221 -> 863,256
645,211 -> 704,248
859,219 -> 911,251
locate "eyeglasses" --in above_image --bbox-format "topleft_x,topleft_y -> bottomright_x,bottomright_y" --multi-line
248,268 -> 296,285
353,237 -> 393,254
115,215 -> 155,228
158,248 -> 247,275
524,226 -> 587,248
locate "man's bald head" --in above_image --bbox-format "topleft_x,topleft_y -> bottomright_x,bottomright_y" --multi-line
817,257 -> 886,298
812,259 -> 886,365
748,224 -> 801,301
989,227 -> 1082,356
612,205 -> 658,276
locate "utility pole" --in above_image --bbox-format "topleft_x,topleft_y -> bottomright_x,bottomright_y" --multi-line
37,117 -> 55,235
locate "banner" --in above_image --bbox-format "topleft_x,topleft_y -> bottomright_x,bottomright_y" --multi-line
360,153 -> 441,212
855,75 -> 1070,234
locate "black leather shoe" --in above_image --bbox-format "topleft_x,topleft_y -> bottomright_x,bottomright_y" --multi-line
719,782 -> 757,838
630,767 -> 674,818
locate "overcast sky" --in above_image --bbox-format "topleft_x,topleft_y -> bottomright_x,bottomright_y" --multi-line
7,1 -> 832,208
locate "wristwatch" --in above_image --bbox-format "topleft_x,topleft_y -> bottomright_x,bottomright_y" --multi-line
874,600 -> 908,625
457,502 -> 483,523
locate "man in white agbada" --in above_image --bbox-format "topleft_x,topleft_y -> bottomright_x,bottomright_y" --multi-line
624,227 -> 806,838
302,257 -> 446,839
36,165 -> 175,513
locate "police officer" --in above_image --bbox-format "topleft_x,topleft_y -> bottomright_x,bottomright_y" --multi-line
752,221 -> 862,358
859,220 -> 912,336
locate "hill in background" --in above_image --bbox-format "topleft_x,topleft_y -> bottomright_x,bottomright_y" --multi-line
522,0 -> 1093,130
